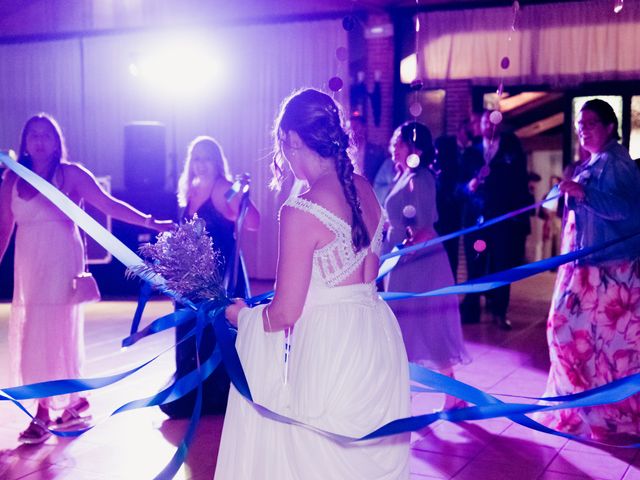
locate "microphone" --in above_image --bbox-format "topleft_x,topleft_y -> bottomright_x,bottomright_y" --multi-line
224,172 -> 252,297
225,173 -> 251,203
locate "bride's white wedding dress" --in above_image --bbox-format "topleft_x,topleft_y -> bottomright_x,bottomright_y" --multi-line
214,197 -> 410,479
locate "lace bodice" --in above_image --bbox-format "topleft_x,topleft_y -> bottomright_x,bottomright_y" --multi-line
283,197 -> 385,287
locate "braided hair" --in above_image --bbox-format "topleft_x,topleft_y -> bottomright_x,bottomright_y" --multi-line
273,88 -> 370,251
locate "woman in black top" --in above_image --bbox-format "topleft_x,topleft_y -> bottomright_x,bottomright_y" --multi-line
162,135 -> 259,417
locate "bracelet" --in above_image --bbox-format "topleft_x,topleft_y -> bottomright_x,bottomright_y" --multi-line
264,307 -> 273,332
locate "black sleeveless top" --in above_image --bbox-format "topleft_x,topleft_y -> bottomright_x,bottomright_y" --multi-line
181,200 -> 247,297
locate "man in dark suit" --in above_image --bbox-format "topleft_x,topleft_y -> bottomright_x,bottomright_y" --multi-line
350,113 -> 387,185
458,110 -> 530,330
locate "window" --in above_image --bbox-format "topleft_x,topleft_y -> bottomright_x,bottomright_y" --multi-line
630,96 -> 640,161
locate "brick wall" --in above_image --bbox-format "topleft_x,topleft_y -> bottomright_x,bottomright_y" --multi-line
443,80 -> 473,137
359,15 -> 473,145
363,13 -> 395,147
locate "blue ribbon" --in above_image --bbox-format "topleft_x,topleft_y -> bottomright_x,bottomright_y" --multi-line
245,190 -> 568,303
381,229 -> 640,300
4,151 -> 640,472
244,227 -> 640,306
130,280 -> 154,336
380,190 -> 561,261
0,155 -> 151,281
210,309 -> 640,447
0,153 -> 207,478
0,301 -> 227,480
122,308 -> 196,348
152,300 -> 213,480
6,309 -> 640,449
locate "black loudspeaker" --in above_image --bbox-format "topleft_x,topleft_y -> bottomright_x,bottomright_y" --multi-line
124,122 -> 166,191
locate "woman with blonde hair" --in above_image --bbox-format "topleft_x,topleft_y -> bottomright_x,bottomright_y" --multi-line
162,135 -> 259,418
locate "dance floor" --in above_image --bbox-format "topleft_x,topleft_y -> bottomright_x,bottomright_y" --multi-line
0,272 -> 639,479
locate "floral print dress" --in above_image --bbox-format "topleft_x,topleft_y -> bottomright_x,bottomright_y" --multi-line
539,210 -> 640,438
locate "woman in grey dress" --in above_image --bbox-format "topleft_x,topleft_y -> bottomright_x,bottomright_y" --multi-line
385,121 -> 470,410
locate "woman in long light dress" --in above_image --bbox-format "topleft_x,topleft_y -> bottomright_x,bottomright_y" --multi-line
537,100 -> 640,441
0,114 -> 172,444
216,89 -> 410,479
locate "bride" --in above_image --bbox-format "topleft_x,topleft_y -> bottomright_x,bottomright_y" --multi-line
215,88 -> 410,479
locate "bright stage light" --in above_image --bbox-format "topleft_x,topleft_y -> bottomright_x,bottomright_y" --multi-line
129,35 -> 229,99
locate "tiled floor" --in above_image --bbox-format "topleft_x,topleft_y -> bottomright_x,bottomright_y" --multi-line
0,272 -> 638,479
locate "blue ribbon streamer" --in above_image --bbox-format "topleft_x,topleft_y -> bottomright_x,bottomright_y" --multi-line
375,186 -> 559,280
3,279 -> 640,458
245,191 -> 570,303
1,301 -> 227,480
379,190 -> 561,261
0,153 -> 196,307
130,280 -> 154,336
0,153 -> 207,477
381,228 -> 640,300
0,155 -> 152,282
210,310 -> 640,447
122,308 -> 196,348
245,227 -> 640,306
4,151 -> 640,474
152,301 -> 212,480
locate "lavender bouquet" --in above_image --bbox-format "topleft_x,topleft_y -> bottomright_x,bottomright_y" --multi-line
127,215 -> 225,304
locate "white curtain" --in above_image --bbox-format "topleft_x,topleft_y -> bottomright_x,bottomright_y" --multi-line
0,19 -> 347,279
0,40 -> 84,160
415,0 -> 640,85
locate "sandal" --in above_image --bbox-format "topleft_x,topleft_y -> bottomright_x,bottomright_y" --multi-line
18,418 -> 52,445
54,398 -> 92,430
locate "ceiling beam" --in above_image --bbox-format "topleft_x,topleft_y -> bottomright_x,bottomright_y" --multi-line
516,112 -> 565,138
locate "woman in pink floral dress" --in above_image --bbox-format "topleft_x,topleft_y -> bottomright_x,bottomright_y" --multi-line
540,99 -> 640,441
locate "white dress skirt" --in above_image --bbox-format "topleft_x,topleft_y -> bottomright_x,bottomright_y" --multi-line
214,279 -> 411,479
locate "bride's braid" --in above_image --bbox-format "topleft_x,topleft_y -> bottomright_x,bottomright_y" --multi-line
332,132 -> 370,250
274,89 -> 370,251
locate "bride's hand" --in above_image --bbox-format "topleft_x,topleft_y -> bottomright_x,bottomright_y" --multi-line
225,298 -> 248,327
